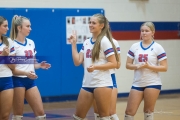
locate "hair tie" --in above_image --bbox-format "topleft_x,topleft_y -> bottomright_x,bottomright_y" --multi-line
14,15 -> 18,20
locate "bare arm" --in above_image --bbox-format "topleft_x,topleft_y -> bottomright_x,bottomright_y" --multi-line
71,44 -> 84,66
7,54 -> 37,79
126,56 -> 168,72
69,31 -> 84,66
126,56 -> 137,70
33,55 -> 51,70
144,59 -> 168,72
87,54 -> 117,72
7,63 -> 37,79
10,66 -> 28,76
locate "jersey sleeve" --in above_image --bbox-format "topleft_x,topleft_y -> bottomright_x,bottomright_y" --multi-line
156,44 -> 167,61
80,41 -> 86,53
101,36 -> 114,58
127,44 -> 136,59
8,38 -> 15,55
113,39 -> 120,54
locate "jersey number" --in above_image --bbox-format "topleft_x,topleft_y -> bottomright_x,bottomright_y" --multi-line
24,50 -> 33,57
138,54 -> 148,62
86,49 -> 92,58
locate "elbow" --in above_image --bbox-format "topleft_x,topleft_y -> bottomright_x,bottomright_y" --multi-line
74,62 -> 81,66
11,68 -> 16,75
116,62 -> 121,69
116,66 -> 120,69
74,63 -> 79,66
126,64 -> 129,69
7,64 -> 15,71
164,67 -> 168,72
126,65 -> 132,70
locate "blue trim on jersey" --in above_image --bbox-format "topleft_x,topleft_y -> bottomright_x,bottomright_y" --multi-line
0,42 -> 3,46
128,50 -> 134,57
104,48 -> 114,56
157,53 -> 166,60
140,41 -> 154,50
111,73 -> 117,88
117,47 -> 120,52
15,39 -> 27,46
10,47 -> 15,53
81,46 -> 84,50
90,38 -> 95,44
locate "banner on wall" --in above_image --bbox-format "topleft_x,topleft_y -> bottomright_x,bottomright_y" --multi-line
66,16 -> 92,44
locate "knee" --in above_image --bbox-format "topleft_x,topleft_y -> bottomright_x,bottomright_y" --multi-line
144,109 -> 154,113
35,109 -> 45,116
125,109 -> 136,116
0,112 -> 11,120
97,108 -> 110,117
1,114 -> 9,120
98,111 -> 109,117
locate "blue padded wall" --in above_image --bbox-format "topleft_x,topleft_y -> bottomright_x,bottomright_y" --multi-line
0,8 -> 104,97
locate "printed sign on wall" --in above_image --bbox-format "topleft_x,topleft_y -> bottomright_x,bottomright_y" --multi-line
66,16 -> 92,44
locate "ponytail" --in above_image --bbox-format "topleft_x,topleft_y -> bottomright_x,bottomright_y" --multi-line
10,15 -> 18,40
10,15 -> 29,40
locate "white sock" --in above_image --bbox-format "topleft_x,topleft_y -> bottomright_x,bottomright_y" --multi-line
100,116 -> 111,120
124,114 -> 134,120
73,114 -> 84,120
111,114 -> 119,120
94,113 -> 100,120
144,113 -> 153,120
12,115 -> 23,120
36,114 -> 46,120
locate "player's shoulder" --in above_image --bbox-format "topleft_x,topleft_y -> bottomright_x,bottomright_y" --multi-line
26,38 -> 35,44
7,37 -> 14,43
153,41 -> 163,48
1,36 -> 13,43
131,41 -> 141,48
26,38 -> 34,42
112,38 -> 118,44
101,36 -> 110,44
83,37 -> 91,44
112,38 -> 120,46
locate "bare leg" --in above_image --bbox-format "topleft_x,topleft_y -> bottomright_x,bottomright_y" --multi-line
94,87 -> 112,117
143,88 -> 160,120
74,89 -> 94,119
25,86 -> 45,116
0,89 -> 13,120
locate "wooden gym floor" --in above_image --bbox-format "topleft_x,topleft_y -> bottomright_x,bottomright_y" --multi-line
11,94 -> 180,120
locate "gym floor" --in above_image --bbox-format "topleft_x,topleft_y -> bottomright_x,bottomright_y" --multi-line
13,94 -> 180,120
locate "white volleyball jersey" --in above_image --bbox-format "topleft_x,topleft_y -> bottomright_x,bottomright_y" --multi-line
80,36 -> 114,87
127,41 -> 167,87
0,38 -> 15,77
13,38 -> 36,78
109,39 -> 121,74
